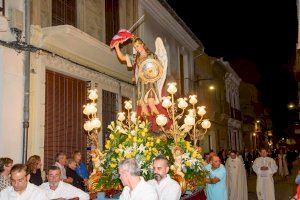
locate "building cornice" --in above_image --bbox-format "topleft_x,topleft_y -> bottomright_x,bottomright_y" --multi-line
140,0 -> 200,51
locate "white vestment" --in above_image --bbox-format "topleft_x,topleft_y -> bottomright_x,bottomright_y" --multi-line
252,157 -> 278,200
0,182 -> 48,200
120,177 -> 159,200
40,181 -> 89,200
148,174 -> 181,200
225,157 -> 248,200
277,154 -> 289,176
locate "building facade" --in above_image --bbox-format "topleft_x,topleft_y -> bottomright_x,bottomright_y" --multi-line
0,0 -> 202,167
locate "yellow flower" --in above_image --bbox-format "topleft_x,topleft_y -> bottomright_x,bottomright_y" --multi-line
138,138 -> 143,143
105,143 -> 111,149
109,134 -> 115,140
170,165 -> 175,170
128,134 -> 132,139
146,155 -> 151,161
143,128 -> 148,132
146,142 -> 150,147
107,140 -> 111,144
141,131 -> 146,137
111,157 -> 116,162
133,137 -> 137,142
110,163 -> 117,168
118,144 -> 123,149
156,138 -> 161,144
115,149 -> 120,153
185,161 -> 191,167
125,153 -> 131,159
150,142 -> 154,147
192,152 -> 198,158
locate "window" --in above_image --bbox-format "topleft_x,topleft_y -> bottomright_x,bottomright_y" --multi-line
102,90 -> 118,145
105,0 -> 119,44
52,0 -> 76,27
179,54 -> 184,95
0,0 -> 5,16
44,70 -> 87,171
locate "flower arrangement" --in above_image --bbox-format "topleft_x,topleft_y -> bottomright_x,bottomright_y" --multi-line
84,86 -> 210,194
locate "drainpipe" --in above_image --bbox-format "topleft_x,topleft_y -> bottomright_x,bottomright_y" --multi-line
22,0 -> 30,163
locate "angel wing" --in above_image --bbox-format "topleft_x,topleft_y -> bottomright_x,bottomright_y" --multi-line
155,37 -> 168,100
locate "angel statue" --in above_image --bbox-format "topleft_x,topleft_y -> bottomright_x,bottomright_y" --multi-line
112,30 -> 169,128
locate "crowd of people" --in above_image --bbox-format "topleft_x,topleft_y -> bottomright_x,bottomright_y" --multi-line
0,147 -> 299,200
0,151 -> 90,199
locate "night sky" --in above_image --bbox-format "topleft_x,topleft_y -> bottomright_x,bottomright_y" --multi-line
166,0 -> 299,138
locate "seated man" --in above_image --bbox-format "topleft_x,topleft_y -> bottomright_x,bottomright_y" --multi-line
55,152 -> 73,184
0,164 -> 48,199
148,155 -> 181,200
119,158 -> 158,200
66,158 -> 85,191
40,166 -> 89,200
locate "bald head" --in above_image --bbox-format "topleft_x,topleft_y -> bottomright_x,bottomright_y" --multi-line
211,155 -> 221,169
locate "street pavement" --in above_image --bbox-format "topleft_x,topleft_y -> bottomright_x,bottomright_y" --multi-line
248,160 -> 299,200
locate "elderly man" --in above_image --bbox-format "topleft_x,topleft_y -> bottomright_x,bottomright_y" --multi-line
252,148 -> 277,200
0,164 -> 48,199
225,150 -> 248,200
40,165 -> 89,200
55,152 -> 73,184
205,155 -> 228,200
148,155 -> 181,200
119,158 -> 158,200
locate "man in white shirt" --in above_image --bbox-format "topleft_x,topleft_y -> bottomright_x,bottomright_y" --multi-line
0,164 -> 48,199
40,165 -> 89,200
148,155 -> 181,200
54,152 -> 73,184
119,158 -> 158,200
252,148 -> 278,200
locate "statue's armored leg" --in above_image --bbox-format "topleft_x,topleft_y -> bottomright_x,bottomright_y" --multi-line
148,98 -> 159,115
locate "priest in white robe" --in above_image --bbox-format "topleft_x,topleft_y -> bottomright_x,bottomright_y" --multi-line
252,148 -> 278,200
225,150 -> 248,200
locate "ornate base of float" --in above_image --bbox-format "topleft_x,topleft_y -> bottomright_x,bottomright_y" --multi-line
93,189 -> 206,200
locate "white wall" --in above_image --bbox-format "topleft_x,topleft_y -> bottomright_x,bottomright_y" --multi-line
0,46 -> 25,163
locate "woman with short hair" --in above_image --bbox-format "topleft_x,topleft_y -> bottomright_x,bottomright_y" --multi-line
0,157 -> 13,191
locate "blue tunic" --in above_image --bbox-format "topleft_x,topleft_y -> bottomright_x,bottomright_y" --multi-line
205,164 -> 228,200
75,161 -> 89,179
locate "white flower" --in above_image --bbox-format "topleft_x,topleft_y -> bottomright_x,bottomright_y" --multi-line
167,82 -> 177,94
124,100 -> 132,110
117,112 -> 126,122
162,96 -> 172,108
83,103 -> 97,115
201,119 -> 211,129
88,89 -> 98,101
156,114 -> 168,126
197,106 -> 206,116
83,121 -> 93,131
130,111 -> 137,123
189,95 -> 198,105
138,144 -> 146,153
177,98 -> 188,109
184,115 -> 195,126
187,109 -> 196,117
91,118 -> 101,129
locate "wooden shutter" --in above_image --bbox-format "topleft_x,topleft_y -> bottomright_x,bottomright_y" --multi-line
105,0 -> 119,44
102,90 -> 118,145
44,70 -> 87,171
52,0 -> 76,27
